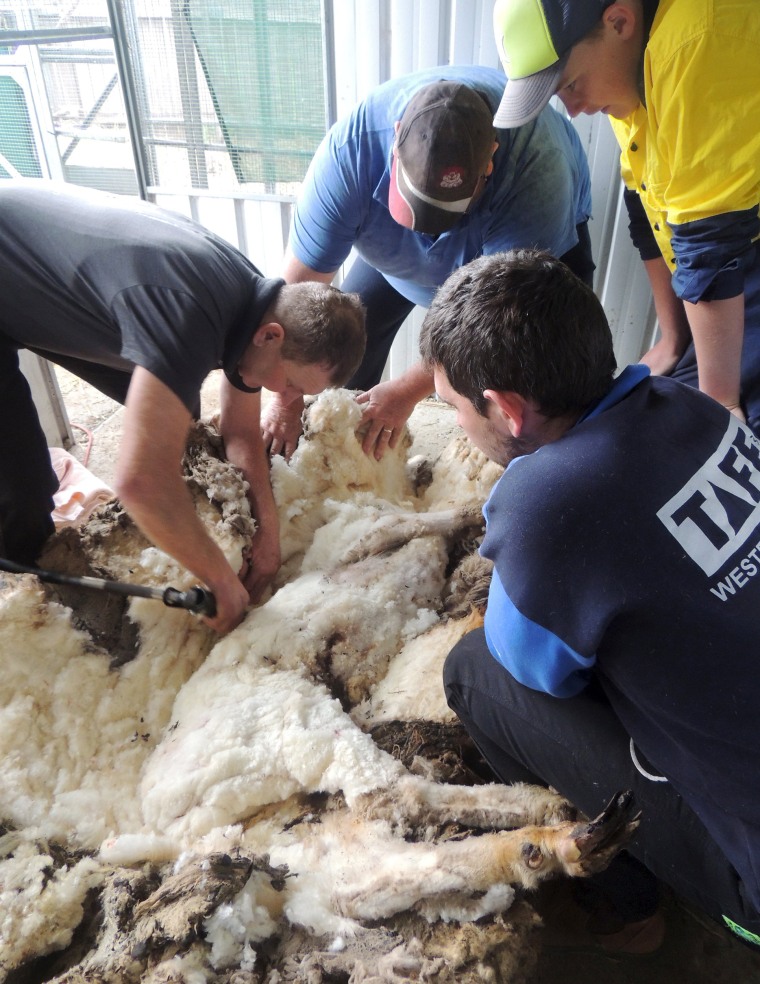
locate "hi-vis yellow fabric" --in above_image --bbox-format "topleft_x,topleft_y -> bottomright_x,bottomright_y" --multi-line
610,0 -> 760,269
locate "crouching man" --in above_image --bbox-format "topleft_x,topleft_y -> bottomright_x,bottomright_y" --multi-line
419,249 -> 760,954
0,180 -> 365,635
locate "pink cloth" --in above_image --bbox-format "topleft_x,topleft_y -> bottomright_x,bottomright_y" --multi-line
49,448 -> 114,528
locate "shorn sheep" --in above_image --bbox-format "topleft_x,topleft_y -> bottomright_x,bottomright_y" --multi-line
0,390 -> 637,983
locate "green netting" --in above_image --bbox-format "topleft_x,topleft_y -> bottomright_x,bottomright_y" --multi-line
0,0 -> 327,192
182,0 -> 326,185
0,76 -> 43,178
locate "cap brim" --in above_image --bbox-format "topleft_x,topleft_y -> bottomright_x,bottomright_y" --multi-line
493,59 -> 565,129
388,155 -> 470,236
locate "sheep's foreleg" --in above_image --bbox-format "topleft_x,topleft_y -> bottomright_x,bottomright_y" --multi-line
512,790 -> 640,881
335,792 -> 639,922
355,774 -> 577,832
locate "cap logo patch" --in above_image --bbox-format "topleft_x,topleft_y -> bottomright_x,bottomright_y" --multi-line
440,167 -> 465,189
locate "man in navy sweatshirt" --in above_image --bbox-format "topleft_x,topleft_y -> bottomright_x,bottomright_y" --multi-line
420,248 -> 760,954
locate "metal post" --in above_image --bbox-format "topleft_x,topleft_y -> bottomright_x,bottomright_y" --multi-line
106,0 -> 152,199
61,74 -> 118,165
170,0 -> 209,190
321,0 -> 337,129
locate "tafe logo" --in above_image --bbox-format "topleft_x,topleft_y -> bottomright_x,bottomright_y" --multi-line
657,418 -> 760,576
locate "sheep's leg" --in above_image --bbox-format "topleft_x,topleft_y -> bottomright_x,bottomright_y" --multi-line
355,774 -> 577,831
337,506 -> 484,566
336,792 -> 639,922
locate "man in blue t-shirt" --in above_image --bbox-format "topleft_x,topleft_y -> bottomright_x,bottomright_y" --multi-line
419,248 -> 760,955
262,66 -> 593,460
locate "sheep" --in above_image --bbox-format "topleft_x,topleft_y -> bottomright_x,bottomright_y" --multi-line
0,390 -> 637,983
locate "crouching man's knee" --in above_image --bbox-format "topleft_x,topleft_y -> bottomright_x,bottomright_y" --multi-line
443,626 -> 492,717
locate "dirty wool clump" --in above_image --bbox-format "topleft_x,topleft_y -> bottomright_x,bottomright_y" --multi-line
0,390 -> 637,983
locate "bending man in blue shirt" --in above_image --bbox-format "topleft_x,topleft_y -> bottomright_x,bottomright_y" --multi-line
262,65 -> 593,460
420,249 -> 760,955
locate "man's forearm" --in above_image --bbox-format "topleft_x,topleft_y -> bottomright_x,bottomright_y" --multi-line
684,294 -> 745,411
116,367 -> 249,632
645,257 -> 691,349
119,472 -> 237,591
392,362 -> 436,403
219,383 -> 277,528
220,380 -> 282,598
225,434 -> 278,531
282,247 -> 336,285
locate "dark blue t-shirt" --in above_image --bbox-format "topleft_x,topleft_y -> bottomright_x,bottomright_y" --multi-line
0,180 -> 281,411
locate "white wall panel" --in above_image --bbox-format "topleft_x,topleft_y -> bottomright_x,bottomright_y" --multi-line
449,0 -> 498,66
20,352 -> 73,447
332,0 -> 362,115
354,0 -> 385,94
388,0 -> 416,78
569,107 -> 656,366
598,185 -> 657,367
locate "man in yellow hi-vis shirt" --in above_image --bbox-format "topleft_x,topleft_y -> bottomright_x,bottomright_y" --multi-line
492,0 -> 760,436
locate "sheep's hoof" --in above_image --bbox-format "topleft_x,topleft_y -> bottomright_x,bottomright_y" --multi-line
558,790 -> 640,874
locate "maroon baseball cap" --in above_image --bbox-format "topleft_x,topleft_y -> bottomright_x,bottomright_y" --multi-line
389,81 -> 496,236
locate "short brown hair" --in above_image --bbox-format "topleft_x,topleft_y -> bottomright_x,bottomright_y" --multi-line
273,282 -> 366,386
419,249 -> 616,418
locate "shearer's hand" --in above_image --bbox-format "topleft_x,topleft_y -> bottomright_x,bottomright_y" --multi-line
201,573 -> 250,635
262,394 -> 305,460
356,382 -> 418,461
239,523 -> 280,604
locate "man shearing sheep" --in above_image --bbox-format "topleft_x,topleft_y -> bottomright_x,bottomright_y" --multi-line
0,180 -> 365,634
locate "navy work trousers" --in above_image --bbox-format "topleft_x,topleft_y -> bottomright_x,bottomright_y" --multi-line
0,337 -> 133,563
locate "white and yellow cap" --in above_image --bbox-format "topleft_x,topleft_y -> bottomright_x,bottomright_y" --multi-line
493,0 -> 611,128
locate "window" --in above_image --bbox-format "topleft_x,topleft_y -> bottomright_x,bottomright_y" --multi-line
0,0 -> 328,197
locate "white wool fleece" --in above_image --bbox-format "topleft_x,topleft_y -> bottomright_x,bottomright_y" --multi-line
140,667 -> 405,840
